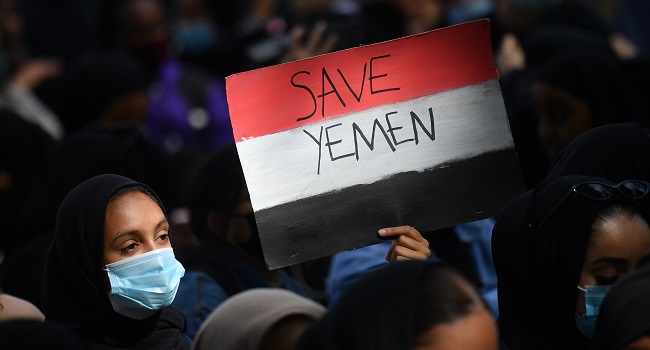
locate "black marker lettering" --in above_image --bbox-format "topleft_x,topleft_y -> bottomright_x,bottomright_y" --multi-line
292,71 -> 317,122
369,55 -> 401,94
304,126 -> 324,175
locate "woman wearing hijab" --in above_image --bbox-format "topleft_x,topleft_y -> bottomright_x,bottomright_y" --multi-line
532,49 -> 631,159
295,260 -> 498,350
493,175 -> 650,349
546,122 -> 650,183
41,174 -> 188,349
593,268 -> 650,350
192,288 -> 326,350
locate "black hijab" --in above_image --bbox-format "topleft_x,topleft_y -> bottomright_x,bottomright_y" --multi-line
492,175 -> 647,350
41,174 -> 188,349
593,268 -> 650,350
295,260 -> 470,350
547,123 -> 650,183
537,49 -> 630,127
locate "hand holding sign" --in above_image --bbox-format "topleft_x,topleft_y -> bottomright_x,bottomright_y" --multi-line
379,226 -> 431,262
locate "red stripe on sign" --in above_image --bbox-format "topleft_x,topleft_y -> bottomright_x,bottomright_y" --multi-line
227,19 -> 497,141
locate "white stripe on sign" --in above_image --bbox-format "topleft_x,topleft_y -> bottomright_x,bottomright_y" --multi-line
237,79 -> 514,211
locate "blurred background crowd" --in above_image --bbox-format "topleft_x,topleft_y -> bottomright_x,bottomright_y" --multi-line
2,0 -> 650,348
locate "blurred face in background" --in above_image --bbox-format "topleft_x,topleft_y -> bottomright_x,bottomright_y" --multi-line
533,82 -> 592,159
119,0 -> 171,73
393,0 -> 445,35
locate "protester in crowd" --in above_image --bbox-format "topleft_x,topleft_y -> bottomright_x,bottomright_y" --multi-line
41,174 -> 188,349
493,175 -> 650,349
0,291 -> 44,322
55,52 -> 149,134
532,49 -> 630,159
593,267 -> 650,350
296,260 -> 498,350
0,108 -> 54,259
0,319 -> 84,349
326,218 -> 500,316
174,144 -> 431,339
0,0 -> 63,139
546,122 -> 650,182
192,288 -> 325,350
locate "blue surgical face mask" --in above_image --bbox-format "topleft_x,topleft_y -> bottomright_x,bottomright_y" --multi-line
104,248 -> 185,320
575,284 -> 610,338
174,21 -> 218,55
446,0 -> 495,25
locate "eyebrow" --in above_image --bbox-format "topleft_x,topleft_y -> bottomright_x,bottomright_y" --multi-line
586,257 -> 628,267
111,218 -> 169,243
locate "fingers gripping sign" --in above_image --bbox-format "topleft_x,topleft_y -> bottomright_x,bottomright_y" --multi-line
377,226 -> 431,263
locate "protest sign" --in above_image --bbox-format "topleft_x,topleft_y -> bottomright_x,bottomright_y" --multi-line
226,19 -> 524,269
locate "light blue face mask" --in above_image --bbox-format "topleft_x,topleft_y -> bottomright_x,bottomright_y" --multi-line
446,0 -> 495,26
575,284 -> 610,338
104,248 -> 185,320
174,21 -> 218,55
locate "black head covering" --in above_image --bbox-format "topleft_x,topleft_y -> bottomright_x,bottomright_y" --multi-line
537,49 -> 630,127
0,319 -> 84,350
22,125 -> 179,236
547,123 -> 650,183
492,175 -> 649,349
55,51 -> 148,133
0,108 -> 55,253
295,260 -> 483,350
593,268 -> 650,350
42,174 -> 187,349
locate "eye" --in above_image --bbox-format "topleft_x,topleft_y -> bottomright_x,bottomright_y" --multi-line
595,275 -> 619,285
121,242 -> 139,255
157,233 -> 169,241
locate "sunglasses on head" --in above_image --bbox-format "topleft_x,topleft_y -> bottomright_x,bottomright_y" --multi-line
537,180 -> 650,231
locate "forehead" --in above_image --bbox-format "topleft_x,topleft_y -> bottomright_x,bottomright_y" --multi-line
107,190 -> 161,216
588,214 -> 650,258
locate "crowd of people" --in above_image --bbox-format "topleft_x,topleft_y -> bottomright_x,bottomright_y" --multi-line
2,0 -> 650,349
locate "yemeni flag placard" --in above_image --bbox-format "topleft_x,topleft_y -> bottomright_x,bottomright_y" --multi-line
226,19 -> 524,269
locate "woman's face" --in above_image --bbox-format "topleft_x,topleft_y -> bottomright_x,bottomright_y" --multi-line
103,191 -> 171,265
576,213 -> 650,314
533,82 -> 592,159
414,306 -> 498,350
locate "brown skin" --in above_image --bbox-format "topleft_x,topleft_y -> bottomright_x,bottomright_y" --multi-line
120,0 -> 168,49
576,214 -> 650,315
414,307 -> 498,350
533,82 -> 593,159
103,191 -> 171,265
393,0 -> 445,35
380,226 -> 431,262
626,336 -> 650,350
414,273 -> 498,350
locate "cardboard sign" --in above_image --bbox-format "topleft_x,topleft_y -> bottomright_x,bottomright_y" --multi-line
226,20 -> 524,269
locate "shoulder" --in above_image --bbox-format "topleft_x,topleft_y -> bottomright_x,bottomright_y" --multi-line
0,294 -> 45,322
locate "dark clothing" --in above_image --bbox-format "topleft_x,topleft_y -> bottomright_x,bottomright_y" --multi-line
547,123 -> 650,182
296,260 -> 438,350
0,108 -> 55,254
41,174 -> 188,349
492,175 -> 645,350
0,319 -> 84,349
593,268 -> 650,350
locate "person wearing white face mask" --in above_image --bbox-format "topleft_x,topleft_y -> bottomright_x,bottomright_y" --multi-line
41,174 -> 188,349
